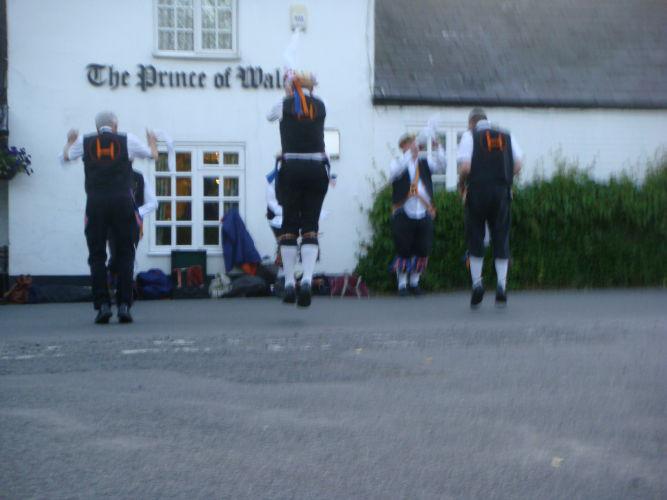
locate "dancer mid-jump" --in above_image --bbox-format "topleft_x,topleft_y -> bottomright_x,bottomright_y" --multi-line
267,72 -> 328,307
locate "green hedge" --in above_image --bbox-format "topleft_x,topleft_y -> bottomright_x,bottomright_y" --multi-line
355,156 -> 667,292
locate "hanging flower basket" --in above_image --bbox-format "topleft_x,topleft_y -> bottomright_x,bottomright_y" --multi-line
0,146 -> 32,180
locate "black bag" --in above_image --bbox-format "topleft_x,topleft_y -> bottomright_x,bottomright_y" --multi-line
223,275 -> 269,298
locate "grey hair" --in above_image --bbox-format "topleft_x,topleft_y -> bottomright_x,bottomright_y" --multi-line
95,111 -> 118,130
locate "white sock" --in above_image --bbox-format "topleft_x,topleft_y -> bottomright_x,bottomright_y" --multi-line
397,272 -> 408,290
470,256 -> 484,288
409,272 -> 421,287
280,245 -> 298,287
300,244 -> 318,286
495,258 -> 509,290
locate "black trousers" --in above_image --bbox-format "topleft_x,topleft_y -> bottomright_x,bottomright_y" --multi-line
107,215 -> 140,276
391,210 -> 434,258
465,185 -> 511,259
85,195 -> 136,309
277,159 -> 329,243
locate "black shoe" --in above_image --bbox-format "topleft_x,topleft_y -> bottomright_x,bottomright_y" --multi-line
495,286 -> 507,307
117,304 -> 133,323
470,285 -> 485,309
409,285 -> 424,296
282,284 -> 296,304
297,282 -> 312,307
398,286 -> 410,297
95,303 -> 112,324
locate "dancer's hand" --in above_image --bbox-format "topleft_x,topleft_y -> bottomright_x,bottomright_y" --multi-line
146,129 -> 158,159
66,129 -> 78,145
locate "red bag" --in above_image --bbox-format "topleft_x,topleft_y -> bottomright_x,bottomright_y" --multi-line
328,274 -> 369,298
3,275 -> 32,304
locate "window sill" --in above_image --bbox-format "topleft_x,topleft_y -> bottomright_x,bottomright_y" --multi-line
152,50 -> 241,61
148,249 -> 223,257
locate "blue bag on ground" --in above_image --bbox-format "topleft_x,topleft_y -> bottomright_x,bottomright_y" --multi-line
221,209 -> 261,273
137,269 -> 172,299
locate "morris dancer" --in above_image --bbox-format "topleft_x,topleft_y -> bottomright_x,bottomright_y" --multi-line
267,72 -> 329,307
60,111 -> 157,323
389,133 -> 446,296
457,107 -> 523,308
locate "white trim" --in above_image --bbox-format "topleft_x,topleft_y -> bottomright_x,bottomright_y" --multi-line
153,0 -> 239,60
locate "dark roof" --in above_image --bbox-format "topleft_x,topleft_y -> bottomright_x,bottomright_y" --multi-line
374,0 -> 667,108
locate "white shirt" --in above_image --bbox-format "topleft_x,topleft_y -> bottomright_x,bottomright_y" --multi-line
137,176 -> 158,219
59,128 -> 154,165
456,119 -> 523,165
389,145 -> 446,219
265,177 -> 283,229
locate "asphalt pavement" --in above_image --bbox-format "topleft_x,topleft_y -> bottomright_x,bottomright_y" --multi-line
1,289 -> 666,499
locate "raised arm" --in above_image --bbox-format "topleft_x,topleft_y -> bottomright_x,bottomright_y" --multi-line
60,129 -> 83,164
127,131 -> 157,160
427,142 -> 446,174
266,101 -> 283,122
139,177 -> 158,218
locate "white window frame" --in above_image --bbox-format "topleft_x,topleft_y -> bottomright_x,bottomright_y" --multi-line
148,142 -> 246,255
153,0 -> 240,60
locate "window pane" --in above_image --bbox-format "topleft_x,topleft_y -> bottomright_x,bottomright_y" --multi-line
159,0 -> 175,5
218,32 -> 232,49
177,0 -> 193,6
156,226 -> 172,245
457,131 -> 464,144
203,152 -> 219,165
176,177 -> 191,196
202,8 -> 215,28
220,0 -> 231,7
176,226 -> 192,245
156,152 -> 169,172
176,201 -> 191,221
223,201 -> 239,215
158,30 -> 175,50
223,152 -> 239,165
203,0 -> 215,7
203,177 -> 220,196
204,226 -> 219,245
158,7 -> 174,27
177,7 -> 193,28
177,31 -> 194,50
223,177 -> 239,196
202,30 -> 216,49
176,152 -> 191,171
218,9 -> 232,30
157,201 -> 172,221
155,176 -> 171,196
203,202 -> 219,221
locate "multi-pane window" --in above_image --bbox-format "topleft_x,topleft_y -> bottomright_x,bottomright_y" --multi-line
152,145 -> 244,252
408,125 -> 466,190
155,0 -> 237,57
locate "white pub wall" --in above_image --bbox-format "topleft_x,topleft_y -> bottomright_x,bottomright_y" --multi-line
7,0 -> 376,276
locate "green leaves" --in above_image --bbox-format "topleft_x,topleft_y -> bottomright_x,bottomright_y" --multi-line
356,155 -> 667,292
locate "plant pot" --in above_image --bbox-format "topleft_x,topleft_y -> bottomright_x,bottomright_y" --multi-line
0,169 -> 17,180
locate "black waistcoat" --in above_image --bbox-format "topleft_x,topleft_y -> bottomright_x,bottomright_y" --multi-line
132,169 -> 145,208
279,96 -> 326,153
391,158 -> 433,205
469,127 -> 514,188
82,132 -> 132,197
